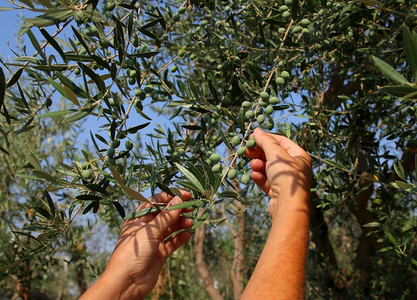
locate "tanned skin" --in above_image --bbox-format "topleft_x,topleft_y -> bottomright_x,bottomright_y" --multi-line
82,128 -> 311,300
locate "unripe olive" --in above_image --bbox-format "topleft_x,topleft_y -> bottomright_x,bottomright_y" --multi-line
260,91 -> 269,101
125,140 -> 133,150
242,101 -> 251,109
259,100 -> 268,108
227,169 -> 237,179
209,153 -> 221,163
265,105 -> 274,115
279,5 -> 289,11
246,137 -> 256,148
300,18 -> 310,27
240,174 -> 250,184
245,110 -> 254,120
105,1 -> 116,12
178,49 -> 185,57
171,65 -> 178,72
107,147 -> 116,157
74,12 -> 84,25
172,14 -> 180,22
275,76 -> 285,85
278,27 -> 286,33
108,98 -> 116,106
81,161 -> 89,169
265,120 -> 275,130
269,96 -> 279,105
285,0 -> 293,5
45,98 -> 52,107
282,11 -> 291,18
178,7 -> 186,14
211,164 -> 222,173
111,139 -> 121,148
236,160 -> 245,170
231,135 -> 241,146
292,26 -> 301,34
81,169 -> 91,179
281,70 -> 290,79
134,99 -> 143,110
257,114 -> 265,124
74,67 -> 81,75
128,77 -> 136,85
237,146 -> 246,156
144,85 -> 154,93
302,28 -> 310,34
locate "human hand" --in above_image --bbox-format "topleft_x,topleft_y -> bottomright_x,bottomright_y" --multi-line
245,128 -> 312,219
81,191 -> 193,300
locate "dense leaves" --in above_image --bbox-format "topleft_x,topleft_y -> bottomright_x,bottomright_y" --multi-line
0,0 -> 416,299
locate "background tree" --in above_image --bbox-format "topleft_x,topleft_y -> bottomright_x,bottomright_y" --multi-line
0,0 -> 416,299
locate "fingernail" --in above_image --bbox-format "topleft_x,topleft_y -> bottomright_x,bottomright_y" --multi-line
171,197 -> 181,205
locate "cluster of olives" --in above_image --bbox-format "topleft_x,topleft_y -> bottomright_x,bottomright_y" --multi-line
105,138 -> 135,166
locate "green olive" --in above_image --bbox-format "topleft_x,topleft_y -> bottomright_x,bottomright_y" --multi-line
240,174 -> 250,184
231,135 -> 241,146
269,96 -> 279,105
246,137 -> 256,148
237,146 -> 246,156
81,169 -> 91,179
209,153 -> 221,163
227,169 -> 237,179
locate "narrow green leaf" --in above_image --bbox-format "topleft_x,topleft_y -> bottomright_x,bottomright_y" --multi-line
218,190 -> 239,199
55,71 -> 88,99
175,163 -> 205,193
27,29 -> 46,62
40,28 -> 67,63
39,109 -> 76,118
6,68 -> 23,88
393,162 -> 406,181
380,85 -> 417,97
86,183 -> 110,197
371,56 -> 410,85
113,201 -> 125,218
43,190 -> 55,217
78,62 -> 105,91
402,25 -> 417,82
192,206 -> 211,229
32,170 -> 56,182
75,195 -> 103,201
47,77 -> 69,99
0,67 -> 5,109
167,200 -> 207,211
124,206 -> 163,220
308,127 -> 317,154
28,152 -> 42,170
108,163 -> 150,203
176,180 -> 204,193
386,232 -> 398,246
61,108 -> 91,123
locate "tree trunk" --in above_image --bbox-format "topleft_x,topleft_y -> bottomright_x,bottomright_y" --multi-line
194,222 -> 223,300
230,200 -> 246,300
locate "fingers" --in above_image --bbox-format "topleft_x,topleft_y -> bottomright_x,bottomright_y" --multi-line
149,190 -> 192,204
164,231 -> 192,257
149,197 -> 185,234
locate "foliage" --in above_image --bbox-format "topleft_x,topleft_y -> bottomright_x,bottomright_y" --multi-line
0,0 -> 417,298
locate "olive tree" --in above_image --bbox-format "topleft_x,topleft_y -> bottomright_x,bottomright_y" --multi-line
1,0 -> 416,298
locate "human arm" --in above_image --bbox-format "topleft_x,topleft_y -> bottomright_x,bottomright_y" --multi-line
80,191 -> 193,300
242,128 -> 312,299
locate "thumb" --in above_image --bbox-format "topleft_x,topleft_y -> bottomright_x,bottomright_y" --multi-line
253,128 -> 288,162
149,197 -> 183,234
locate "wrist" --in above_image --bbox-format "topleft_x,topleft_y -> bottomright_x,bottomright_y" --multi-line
269,189 -> 310,221
81,268 -> 145,300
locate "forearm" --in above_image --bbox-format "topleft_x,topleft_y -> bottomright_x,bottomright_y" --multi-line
80,269 -> 144,300
242,193 -> 310,299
